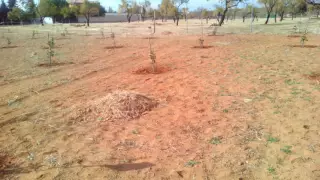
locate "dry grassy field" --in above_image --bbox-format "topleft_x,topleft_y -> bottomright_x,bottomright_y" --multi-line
0,18 -> 320,180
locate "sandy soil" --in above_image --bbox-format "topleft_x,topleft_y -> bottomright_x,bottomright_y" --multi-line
0,21 -> 320,180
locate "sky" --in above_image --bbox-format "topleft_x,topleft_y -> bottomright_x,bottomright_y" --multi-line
101,0 -> 255,11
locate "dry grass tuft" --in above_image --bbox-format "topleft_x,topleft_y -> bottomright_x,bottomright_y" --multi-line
90,91 -> 158,120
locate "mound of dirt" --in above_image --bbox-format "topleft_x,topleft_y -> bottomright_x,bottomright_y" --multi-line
132,65 -> 171,74
161,31 -> 173,35
74,91 -> 158,121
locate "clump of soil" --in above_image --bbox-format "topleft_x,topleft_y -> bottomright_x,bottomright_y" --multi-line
304,72 -> 320,81
288,45 -> 318,48
74,91 -> 158,121
132,65 -> 171,74
193,46 -> 213,49
142,37 -> 158,39
0,46 -> 18,49
161,31 -> 173,35
287,35 -> 301,38
105,46 -> 124,49
37,62 -> 74,67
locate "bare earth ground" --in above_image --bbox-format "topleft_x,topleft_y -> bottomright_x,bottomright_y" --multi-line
0,19 -> 320,180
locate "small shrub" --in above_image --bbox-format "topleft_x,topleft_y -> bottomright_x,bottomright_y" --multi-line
280,146 -> 292,154
32,30 -> 36,39
292,25 -> 298,34
185,160 -> 200,167
100,28 -> 104,38
267,166 -> 276,174
6,37 -> 11,46
209,137 -> 222,145
198,38 -> 204,48
300,31 -> 308,47
64,28 -> 68,35
132,129 -> 139,134
111,32 -> 116,47
267,136 -> 280,143
47,37 -> 55,65
147,35 -> 157,73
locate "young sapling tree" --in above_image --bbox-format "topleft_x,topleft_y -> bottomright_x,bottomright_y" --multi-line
149,38 -> 157,73
300,31 -> 308,47
110,32 -> 116,48
6,37 -> 11,47
32,30 -> 36,39
47,36 -> 55,65
100,28 -> 104,39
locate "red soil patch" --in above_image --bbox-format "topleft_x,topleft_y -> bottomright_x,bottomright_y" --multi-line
104,46 -> 124,49
37,62 -> 74,67
132,65 -> 171,74
193,45 -> 214,49
304,72 -> 320,81
287,35 -> 301,38
288,45 -> 318,48
0,46 -> 18,49
161,31 -> 173,35
141,37 -> 158,39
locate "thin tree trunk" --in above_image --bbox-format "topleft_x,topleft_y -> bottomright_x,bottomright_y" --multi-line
280,11 -> 284,21
87,17 -> 89,26
176,16 -> 179,26
265,13 -> 270,24
243,16 -> 245,22
219,9 -> 228,26
274,13 -> 277,23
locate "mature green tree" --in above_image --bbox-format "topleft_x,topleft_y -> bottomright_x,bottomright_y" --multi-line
258,0 -> 278,24
119,0 -> 133,23
140,0 -> 151,21
61,6 -> 72,22
307,0 -> 320,17
25,0 -> 36,19
37,0 -> 57,25
201,9 -> 209,23
80,0 -> 99,26
288,0 -> 307,19
99,5 -> 106,16
208,0 -> 244,26
51,0 -> 68,23
276,0 -> 290,21
7,0 -> 16,9
241,5 -> 251,22
214,5 -> 224,23
8,7 -> 24,21
172,0 -> 189,26
131,1 -> 140,21
182,7 -> 188,21
0,0 -> 10,23
160,0 -> 173,21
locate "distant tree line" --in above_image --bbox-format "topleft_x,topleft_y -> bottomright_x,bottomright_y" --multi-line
117,0 -> 319,26
0,0 -> 107,26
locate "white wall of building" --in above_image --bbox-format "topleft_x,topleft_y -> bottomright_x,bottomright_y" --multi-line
77,14 -> 141,23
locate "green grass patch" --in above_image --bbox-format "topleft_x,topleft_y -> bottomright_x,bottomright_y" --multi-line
267,136 -> 280,143
280,146 -> 292,154
209,137 -> 222,145
185,160 -> 200,167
